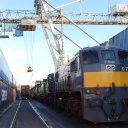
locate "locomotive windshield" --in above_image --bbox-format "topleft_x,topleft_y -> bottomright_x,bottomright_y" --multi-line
118,51 -> 128,64
82,50 -> 99,64
101,50 -> 115,60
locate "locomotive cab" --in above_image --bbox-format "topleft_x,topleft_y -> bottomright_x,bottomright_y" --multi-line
81,46 -> 128,122
41,45 -> 128,123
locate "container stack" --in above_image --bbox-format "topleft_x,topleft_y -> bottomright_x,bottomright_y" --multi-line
0,49 -> 17,110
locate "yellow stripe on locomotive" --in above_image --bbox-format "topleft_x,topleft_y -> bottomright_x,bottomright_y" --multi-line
84,72 -> 128,87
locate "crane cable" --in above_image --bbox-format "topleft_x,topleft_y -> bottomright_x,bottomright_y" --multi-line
27,72 -> 34,85
24,32 -> 29,67
30,31 -> 34,67
24,31 -> 34,72
44,0 -> 101,45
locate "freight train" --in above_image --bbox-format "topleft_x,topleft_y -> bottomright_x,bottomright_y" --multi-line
31,44 -> 128,123
30,80 -> 47,101
0,49 -> 17,111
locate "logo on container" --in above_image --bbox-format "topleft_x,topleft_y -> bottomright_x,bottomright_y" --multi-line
1,90 -> 7,101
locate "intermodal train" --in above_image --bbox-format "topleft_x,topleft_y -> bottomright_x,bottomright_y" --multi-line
0,49 -> 17,111
31,45 -> 128,123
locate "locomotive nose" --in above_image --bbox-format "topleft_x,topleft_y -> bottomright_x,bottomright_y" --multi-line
102,86 -> 128,121
121,98 -> 128,105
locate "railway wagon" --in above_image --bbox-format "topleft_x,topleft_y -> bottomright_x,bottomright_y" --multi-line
43,45 -> 128,123
37,79 -> 48,102
32,80 -> 43,100
30,86 -> 37,99
30,79 -> 48,101
0,49 -> 16,110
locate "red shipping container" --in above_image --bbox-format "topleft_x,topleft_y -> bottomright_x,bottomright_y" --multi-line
7,86 -> 13,105
21,85 -> 30,99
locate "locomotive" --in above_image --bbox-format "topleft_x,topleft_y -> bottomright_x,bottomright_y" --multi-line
32,45 -> 128,123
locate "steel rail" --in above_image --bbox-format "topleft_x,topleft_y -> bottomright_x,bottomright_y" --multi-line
29,101 -> 51,128
10,101 -> 21,128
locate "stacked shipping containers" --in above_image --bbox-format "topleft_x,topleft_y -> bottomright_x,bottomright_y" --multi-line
0,49 -> 16,111
109,27 -> 128,50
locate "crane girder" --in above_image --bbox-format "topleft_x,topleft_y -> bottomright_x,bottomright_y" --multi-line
0,10 -> 128,25
0,9 -> 127,69
1,19 -> 128,25
37,19 -> 128,25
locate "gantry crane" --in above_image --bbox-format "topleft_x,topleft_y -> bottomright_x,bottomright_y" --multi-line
0,0 -> 128,70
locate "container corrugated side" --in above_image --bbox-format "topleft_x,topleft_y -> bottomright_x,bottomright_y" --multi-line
7,86 -> 13,105
21,85 -> 30,96
109,27 -> 128,50
0,49 -> 12,85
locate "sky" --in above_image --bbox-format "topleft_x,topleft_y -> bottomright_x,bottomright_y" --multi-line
0,0 -> 127,86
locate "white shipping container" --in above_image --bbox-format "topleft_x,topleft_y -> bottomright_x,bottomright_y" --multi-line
109,27 -> 128,50
112,4 -> 128,16
21,18 -> 36,25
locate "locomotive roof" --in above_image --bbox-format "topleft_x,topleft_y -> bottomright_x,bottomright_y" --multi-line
75,45 -> 128,56
83,45 -> 128,51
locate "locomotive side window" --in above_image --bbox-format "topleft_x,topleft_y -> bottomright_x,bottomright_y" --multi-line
55,72 -> 59,82
102,50 -> 115,60
118,51 -> 128,64
70,60 -> 77,72
82,50 -> 99,64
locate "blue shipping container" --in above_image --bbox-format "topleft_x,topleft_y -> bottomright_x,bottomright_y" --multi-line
109,27 -> 128,50
14,29 -> 23,37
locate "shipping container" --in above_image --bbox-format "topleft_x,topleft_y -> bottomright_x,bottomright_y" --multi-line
7,86 -> 13,105
14,29 -> 23,37
21,18 -> 36,25
21,85 -> 30,99
35,80 -> 43,86
35,80 -> 43,96
30,86 -> 37,99
0,49 -> 17,113
18,18 -> 36,31
109,27 -> 128,50
112,4 -> 128,16
0,49 -> 12,85
47,73 -> 55,93
39,79 -> 48,97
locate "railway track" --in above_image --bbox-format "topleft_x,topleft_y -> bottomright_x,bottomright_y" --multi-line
10,101 -> 21,128
9,100 -> 51,128
29,101 -> 52,128
30,100 -> 128,128
1,100 -> 128,128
